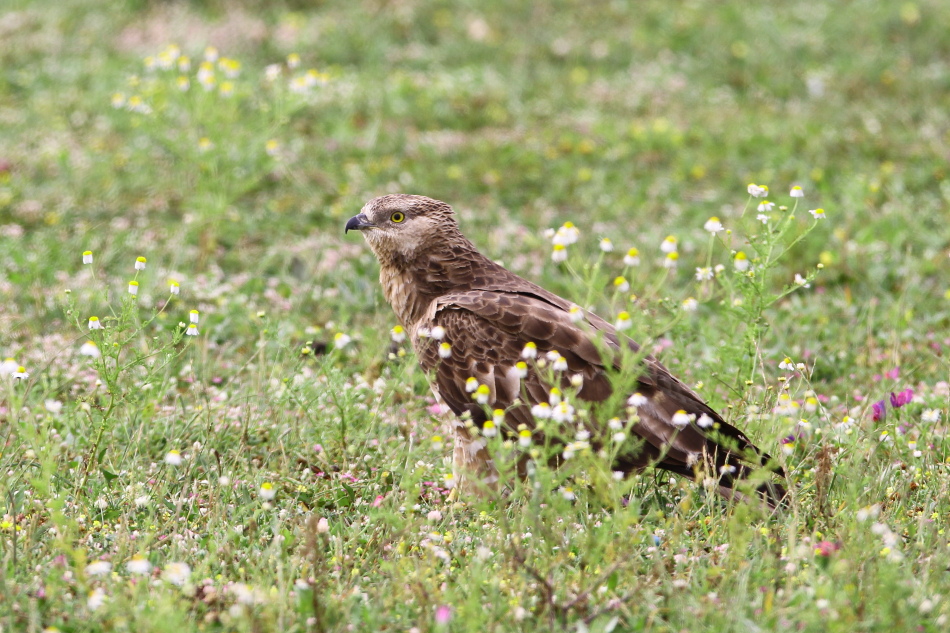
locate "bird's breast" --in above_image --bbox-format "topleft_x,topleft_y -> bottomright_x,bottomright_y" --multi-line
379,267 -> 430,328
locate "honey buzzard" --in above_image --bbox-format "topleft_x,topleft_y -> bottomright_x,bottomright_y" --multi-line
346,194 -> 785,506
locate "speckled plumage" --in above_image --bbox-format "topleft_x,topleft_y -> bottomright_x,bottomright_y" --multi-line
348,194 -> 786,505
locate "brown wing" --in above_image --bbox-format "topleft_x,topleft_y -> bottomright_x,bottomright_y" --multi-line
413,288 -> 783,490
415,290 -> 610,427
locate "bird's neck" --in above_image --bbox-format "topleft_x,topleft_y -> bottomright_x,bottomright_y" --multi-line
377,236 -> 490,327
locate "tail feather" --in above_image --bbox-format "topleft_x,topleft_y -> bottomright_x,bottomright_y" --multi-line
615,405 -> 788,509
620,378 -> 788,509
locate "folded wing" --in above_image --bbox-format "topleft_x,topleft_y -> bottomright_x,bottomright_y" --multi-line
413,288 -> 784,499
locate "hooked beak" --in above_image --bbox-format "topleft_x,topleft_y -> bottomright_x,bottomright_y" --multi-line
344,213 -> 375,234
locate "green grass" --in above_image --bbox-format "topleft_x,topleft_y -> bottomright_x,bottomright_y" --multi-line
2,0 -> 950,631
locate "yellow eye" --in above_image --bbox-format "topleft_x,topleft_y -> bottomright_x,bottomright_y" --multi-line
391,211 -> 405,223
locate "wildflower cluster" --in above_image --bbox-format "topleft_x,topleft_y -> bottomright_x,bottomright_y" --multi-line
112,45 -> 235,112
704,183 -> 827,381
108,45 -> 334,250
81,252 -> 200,340
539,184 -> 826,365
64,250 -> 204,476
545,221 -> 580,262
113,45 -> 330,115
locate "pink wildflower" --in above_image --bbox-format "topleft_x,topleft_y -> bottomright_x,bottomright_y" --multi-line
435,605 -> 452,625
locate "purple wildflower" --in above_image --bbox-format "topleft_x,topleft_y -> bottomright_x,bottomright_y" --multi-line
889,388 -> 913,408
783,431 -> 806,444
872,400 -> 886,422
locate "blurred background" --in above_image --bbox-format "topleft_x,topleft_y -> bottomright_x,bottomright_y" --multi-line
3,3 -> 950,629
1,0 -> 948,367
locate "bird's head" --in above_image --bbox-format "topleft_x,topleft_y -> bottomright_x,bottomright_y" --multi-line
345,194 -> 460,261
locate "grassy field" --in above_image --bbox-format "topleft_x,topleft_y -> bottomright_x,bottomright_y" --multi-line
2,0 -> 950,630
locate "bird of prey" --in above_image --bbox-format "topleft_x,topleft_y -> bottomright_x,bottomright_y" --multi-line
346,194 -> 786,506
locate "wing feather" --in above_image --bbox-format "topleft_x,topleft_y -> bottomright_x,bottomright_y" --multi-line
411,288 -> 782,490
